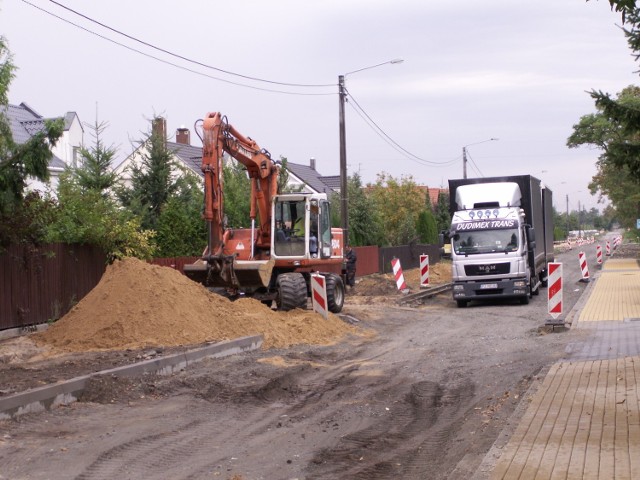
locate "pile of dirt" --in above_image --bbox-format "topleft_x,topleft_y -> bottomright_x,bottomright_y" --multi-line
352,260 -> 452,298
35,258 -> 357,353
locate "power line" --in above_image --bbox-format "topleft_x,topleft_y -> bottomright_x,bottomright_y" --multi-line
346,89 -> 459,167
20,0 -> 334,96
47,0 -> 334,88
465,150 -> 486,177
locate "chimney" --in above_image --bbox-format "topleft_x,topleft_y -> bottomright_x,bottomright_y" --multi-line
310,157 -> 316,171
152,116 -> 167,146
176,126 -> 190,145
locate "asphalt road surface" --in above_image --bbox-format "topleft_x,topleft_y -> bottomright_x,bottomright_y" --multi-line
0,244 -> 598,480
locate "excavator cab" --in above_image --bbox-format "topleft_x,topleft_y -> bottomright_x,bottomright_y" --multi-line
272,193 -> 333,260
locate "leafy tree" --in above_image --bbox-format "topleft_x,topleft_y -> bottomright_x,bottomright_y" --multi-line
46,171 -> 156,261
155,174 -> 207,257
222,157 -> 251,228
368,172 -> 425,246
434,190 -> 451,233
0,36 -> 63,249
74,118 -> 118,194
347,172 -> 383,246
568,86 -> 640,228
416,209 -> 438,244
118,124 -> 180,230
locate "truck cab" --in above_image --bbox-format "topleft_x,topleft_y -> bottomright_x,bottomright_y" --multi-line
450,206 -> 534,307
446,176 -> 552,308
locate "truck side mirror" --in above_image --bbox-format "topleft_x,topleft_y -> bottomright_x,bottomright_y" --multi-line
526,227 -> 536,251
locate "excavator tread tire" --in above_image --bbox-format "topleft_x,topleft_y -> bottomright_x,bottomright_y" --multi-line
276,272 -> 308,311
325,273 -> 345,313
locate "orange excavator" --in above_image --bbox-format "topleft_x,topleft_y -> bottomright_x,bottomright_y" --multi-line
184,112 -> 345,312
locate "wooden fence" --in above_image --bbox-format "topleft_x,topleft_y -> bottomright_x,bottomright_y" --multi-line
0,244 -> 107,331
2,243 -> 440,331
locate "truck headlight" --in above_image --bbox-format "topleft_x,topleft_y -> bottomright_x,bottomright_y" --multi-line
514,280 -> 526,287
453,285 -> 464,291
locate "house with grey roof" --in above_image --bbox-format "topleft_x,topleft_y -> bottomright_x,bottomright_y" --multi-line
285,157 -> 339,194
3,102 -> 84,192
115,117 -> 340,195
113,117 -> 206,189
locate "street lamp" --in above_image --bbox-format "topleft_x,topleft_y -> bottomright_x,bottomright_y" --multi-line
339,58 -> 403,248
462,138 -> 499,179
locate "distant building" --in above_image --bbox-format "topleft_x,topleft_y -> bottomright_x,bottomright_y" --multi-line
3,102 -> 84,192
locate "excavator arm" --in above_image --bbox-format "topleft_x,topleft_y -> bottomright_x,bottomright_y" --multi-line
198,112 -> 279,286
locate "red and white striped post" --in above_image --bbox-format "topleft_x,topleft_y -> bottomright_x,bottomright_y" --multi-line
310,273 -> 328,319
391,258 -> 408,291
419,254 -> 430,288
578,251 -> 590,282
606,240 -> 611,256
548,262 -> 563,320
596,244 -> 603,265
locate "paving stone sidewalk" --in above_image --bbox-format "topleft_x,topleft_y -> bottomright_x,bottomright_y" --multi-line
490,257 -> 640,480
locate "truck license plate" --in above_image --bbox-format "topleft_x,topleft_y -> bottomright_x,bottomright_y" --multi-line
480,283 -> 497,289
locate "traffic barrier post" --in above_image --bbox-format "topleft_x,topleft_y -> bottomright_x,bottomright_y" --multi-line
578,251 -> 590,282
391,258 -> 408,291
419,254 -> 430,288
547,262 -> 563,321
310,273 -> 328,319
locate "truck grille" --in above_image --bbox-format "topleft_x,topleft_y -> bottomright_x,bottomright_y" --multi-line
464,263 -> 510,276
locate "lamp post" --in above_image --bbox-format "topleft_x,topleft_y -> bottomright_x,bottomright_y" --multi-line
339,58 -> 403,248
462,138 -> 499,179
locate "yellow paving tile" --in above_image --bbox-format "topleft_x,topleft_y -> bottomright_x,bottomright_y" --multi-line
492,357 -> 640,479
603,259 -> 639,270
579,271 -> 640,322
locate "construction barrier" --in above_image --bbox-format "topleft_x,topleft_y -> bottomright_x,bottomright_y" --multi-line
548,262 -> 563,319
391,258 -> 408,291
606,240 -> 611,256
578,251 -> 590,282
310,273 -> 328,319
419,254 -> 429,287
596,244 -> 602,265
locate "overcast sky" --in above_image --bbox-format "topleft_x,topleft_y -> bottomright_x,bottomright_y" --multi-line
3,0 -> 639,212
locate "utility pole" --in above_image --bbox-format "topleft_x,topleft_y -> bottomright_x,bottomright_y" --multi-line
338,74 -> 348,248
578,200 -> 582,238
338,59 -> 403,248
566,194 -> 569,239
462,146 -> 468,179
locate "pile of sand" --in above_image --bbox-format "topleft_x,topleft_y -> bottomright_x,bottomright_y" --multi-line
36,258 -> 357,352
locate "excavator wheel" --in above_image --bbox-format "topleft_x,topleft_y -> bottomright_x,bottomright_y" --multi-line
276,272 -> 308,311
325,273 -> 345,313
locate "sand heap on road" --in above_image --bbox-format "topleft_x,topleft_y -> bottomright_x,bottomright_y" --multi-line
37,258 -> 356,352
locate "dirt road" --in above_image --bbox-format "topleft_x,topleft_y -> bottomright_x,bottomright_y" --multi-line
0,247 -> 596,479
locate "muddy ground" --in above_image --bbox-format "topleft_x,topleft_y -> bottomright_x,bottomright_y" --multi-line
0,239 -> 635,479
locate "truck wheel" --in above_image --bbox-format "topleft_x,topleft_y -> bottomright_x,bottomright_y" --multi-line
276,273 -> 308,311
325,274 -> 345,313
456,300 -> 468,308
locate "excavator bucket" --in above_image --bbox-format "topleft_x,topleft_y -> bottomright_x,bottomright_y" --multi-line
184,255 -> 275,290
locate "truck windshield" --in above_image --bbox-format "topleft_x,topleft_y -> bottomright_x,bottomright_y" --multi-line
453,228 -> 519,255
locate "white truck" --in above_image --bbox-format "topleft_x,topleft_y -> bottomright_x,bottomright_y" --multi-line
442,175 -> 554,308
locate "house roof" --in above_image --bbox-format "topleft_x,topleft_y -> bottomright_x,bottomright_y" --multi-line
168,141 -> 203,176
2,103 -> 68,167
417,186 -> 448,207
286,161 -> 337,194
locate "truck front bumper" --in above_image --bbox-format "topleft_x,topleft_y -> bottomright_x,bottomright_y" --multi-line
452,278 -> 528,301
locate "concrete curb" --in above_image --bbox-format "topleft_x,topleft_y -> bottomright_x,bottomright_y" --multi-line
0,335 -> 263,420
